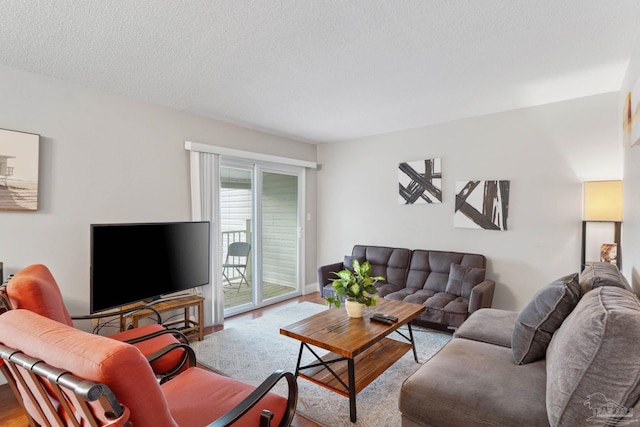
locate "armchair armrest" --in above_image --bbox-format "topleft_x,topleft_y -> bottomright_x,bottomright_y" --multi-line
317,261 -> 343,293
147,343 -> 197,383
468,280 -> 496,314
72,305 -> 162,325
208,370 -> 298,427
122,327 -> 190,345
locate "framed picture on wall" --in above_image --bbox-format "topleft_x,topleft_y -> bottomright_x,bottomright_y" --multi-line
0,128 -> 40,211
624,76 -> 640,147
600,243 -> 618,265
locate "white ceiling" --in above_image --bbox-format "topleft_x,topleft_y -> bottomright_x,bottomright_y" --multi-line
1,1 -> 640,144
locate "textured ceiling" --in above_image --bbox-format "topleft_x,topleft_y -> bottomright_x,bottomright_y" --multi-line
1,1 -> 640,143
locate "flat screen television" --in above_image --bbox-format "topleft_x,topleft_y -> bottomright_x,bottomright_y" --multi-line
90,221 -> 210,313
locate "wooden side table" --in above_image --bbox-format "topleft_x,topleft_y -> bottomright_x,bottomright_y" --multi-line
122,295 -> 205,341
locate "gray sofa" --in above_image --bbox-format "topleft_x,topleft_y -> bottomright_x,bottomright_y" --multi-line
400,262 -> 640,426
318,245 -> 495,329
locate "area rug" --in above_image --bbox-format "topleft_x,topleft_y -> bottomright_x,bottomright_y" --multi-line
191,302 -> 451,427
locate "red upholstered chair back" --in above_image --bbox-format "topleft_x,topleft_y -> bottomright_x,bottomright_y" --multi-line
5,264 -> 74,325
0,309 -> 178,427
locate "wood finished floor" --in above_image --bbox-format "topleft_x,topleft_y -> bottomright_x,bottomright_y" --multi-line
0,292 -> 326,427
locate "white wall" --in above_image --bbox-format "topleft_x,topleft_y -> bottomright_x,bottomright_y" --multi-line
622,35 -> 640,293
0,64 -> 317,323
317,92 -> 623,311
0,60 -> 627,317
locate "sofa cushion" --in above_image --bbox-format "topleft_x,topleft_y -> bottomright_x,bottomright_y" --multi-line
386,287 -> 478,328
579,262 -> 631,295
454,308 -> 518,348
400,338 -> 549,427
445,263 -> 486,298
352,245 -> 411,287
511,273 -> 580,365
546,286 -> 640,427
343,255 -> 364,271
405,250 -> 486,292
375,282 -> 405,297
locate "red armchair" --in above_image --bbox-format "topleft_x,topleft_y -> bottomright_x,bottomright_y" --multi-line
0,309 -> 297,427
2,264 -> 193,380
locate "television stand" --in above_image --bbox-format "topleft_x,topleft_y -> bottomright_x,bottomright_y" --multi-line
121,295 -> 204,341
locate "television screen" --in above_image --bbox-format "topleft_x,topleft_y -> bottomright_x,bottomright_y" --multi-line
90,221 -> 210,313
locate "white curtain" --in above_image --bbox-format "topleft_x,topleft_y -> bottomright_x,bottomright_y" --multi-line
188,150 -> 223,326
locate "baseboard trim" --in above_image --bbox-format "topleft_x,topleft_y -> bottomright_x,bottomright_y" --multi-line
304,282 -> 318,295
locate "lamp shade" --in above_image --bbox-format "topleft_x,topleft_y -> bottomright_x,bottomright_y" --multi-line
583,180 -> 623,221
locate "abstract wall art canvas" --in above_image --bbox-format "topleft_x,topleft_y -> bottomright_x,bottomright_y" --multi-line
454,180 -> 510,230
0,128 -> 40,211
398,158 -> 442,204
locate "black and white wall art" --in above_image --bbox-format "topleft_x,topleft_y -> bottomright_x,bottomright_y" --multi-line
398,158 -> 442,204
454,180 -> 510,230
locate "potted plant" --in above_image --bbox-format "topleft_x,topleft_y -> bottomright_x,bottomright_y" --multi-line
325,259 -> 385,318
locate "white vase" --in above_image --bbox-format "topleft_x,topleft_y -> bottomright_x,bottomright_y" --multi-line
345,300 -> 366,318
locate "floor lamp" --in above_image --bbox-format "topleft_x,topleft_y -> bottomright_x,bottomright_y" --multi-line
581,180 -> 623,271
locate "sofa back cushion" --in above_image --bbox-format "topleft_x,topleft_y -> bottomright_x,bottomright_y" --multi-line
546,286 -> 640,427
352,245 -> 411,286
579,262 -> 631,295
405,250 -> 486,292
343,255 -> 364,271
511,273 -> 580,365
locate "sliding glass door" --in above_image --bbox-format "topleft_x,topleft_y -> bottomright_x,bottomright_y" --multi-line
220,159 -> 303,316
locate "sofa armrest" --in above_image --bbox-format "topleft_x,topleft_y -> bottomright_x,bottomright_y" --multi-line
317,262 -> 344,289
468,280 -> 496,313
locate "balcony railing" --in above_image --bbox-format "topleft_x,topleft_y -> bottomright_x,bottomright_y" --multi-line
222,220 -> 251,282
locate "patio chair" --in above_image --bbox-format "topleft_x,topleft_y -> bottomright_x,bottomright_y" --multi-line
2,264 -> 194,382
223,242 -> 251,293
0,309 -> 297,427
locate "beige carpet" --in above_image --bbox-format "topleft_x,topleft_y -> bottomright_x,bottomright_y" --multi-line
191,302 -> 451,427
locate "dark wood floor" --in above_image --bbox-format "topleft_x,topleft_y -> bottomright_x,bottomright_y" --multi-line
0,292 -> 326,427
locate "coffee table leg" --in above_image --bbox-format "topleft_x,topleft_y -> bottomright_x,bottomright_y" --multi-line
408,323 -> 418,363
294,342 -> 304,376
348,358 -> 357,422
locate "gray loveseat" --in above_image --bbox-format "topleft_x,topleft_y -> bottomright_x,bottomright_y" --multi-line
318,245 -> 496,329
400,262 -> 640,426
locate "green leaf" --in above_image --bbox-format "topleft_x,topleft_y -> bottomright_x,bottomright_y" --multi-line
349,283 -> 361,296
334,269 -> 353,281
360,261 -> 371,277
325,296 -> 342,308
364,285 -> 377,294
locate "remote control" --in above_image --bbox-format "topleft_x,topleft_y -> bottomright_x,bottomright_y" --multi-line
371,315 -> 394,325
373,313 -> 398,322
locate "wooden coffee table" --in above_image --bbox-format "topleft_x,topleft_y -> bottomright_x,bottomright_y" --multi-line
280,298 -> 425,422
